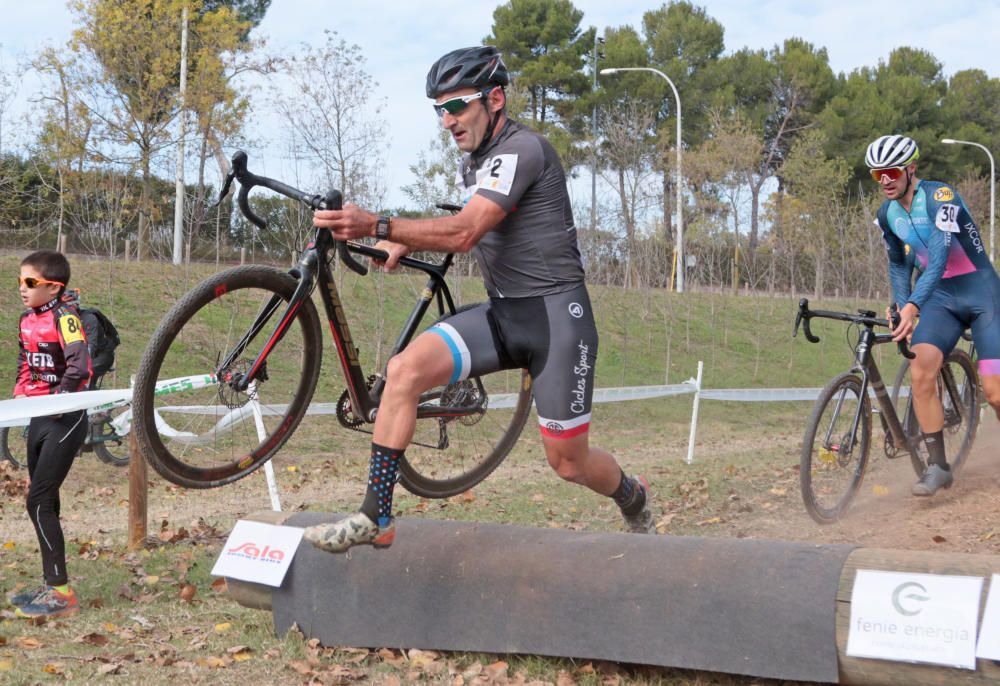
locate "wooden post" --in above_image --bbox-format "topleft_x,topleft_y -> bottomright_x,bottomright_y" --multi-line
240,246 -> 246,265
127,429 -> 147,549
125,239 -> 132,263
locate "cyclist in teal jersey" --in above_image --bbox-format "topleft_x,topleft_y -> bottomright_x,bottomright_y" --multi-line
867,134 -> 1000,496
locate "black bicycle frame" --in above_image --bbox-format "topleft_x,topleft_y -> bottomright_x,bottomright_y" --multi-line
217,150 -> 471,425
795,298 -> 928,462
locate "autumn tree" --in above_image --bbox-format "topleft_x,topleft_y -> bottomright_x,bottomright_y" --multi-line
68,0 -> 251,259
780,129 -> 849,297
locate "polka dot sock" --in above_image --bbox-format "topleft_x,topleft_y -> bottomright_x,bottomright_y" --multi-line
360,443 -> 403,527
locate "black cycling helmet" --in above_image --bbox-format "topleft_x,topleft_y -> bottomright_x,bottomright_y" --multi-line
426,46 -> 510,99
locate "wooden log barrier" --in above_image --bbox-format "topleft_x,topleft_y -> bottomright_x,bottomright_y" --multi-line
226,511 -> 1000,685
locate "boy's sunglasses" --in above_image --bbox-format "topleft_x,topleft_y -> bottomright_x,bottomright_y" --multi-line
869,166 -> 907,183
19,276 -> 65,289
433,88 -> 492,118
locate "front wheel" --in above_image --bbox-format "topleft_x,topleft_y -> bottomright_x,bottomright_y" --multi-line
800,373 -> 871,524
398,370 -> 533,499
132,266 -> 323,489
0,426 -> 28,468
891,349 -> 979,477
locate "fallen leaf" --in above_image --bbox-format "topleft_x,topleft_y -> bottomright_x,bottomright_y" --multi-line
287,660 -> 314,676
179,584 -> 197,603
215,622 -> 232,633
768,487 -> 786,496
461,661 -> 483,680
210,578 -> 228,594
43,663 -> 65,675
932,535 -> 947,544
228,645 -> 253,661
0,660 -> 12,671
97,663 -> 122,675
872,485 -> 889,496
78,632 -> 109,647
407,648 -> 439,667
15,637 -> 43,650
379,648 -> 405,666
556,670 -> 577,686
484,660 -> 508,680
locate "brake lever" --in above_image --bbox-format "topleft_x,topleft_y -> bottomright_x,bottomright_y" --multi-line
320,189 -> 368,277
794,298 -> 820,343
215,168 -> 236,206
889,303 -> 916,360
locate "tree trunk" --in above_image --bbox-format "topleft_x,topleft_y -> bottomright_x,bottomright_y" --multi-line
138,150 -> 151,261
661,171 -> 674,245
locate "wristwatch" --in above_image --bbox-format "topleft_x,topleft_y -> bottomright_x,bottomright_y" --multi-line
375,215 -> 391,241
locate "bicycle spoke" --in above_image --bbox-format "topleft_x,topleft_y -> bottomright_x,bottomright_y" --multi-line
134,267 -> 322,488
801,374 -> 870,523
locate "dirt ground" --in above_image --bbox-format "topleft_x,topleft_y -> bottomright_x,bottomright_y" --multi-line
3,411 -> 998,556
731,413 -> 1000,555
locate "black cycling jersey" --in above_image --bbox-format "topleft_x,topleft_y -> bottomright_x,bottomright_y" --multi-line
458,119 -> 585,298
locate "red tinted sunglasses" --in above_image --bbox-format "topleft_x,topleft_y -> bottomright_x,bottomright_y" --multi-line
869,166 -> 907,183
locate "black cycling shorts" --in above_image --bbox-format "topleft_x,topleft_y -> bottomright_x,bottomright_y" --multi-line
428,284 -> 598,439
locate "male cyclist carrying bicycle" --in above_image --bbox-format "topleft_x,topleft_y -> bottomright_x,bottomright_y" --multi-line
867,134 -> 1000,496
307,46 -> 656,552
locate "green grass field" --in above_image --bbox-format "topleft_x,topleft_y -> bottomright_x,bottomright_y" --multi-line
0,252 -> 898,685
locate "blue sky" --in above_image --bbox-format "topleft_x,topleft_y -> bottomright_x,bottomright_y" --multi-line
2,0 -> 998,209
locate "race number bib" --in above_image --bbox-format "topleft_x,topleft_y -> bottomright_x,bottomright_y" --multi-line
476,154 -> 518,196
59,314 -> 85,344
935,203 -> 960,233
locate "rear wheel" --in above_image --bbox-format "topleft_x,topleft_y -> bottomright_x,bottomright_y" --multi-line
132,266 -> 323,489
398,370 -> 533,499
91,406 -> 131,467
891,349 -> 979,477
0,426 -> 28,468
800,373 -> 871,524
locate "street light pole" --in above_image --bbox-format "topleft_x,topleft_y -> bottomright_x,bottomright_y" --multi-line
600,67 -> 684,292
942,137 -> 995,264
590,35 -> 604,231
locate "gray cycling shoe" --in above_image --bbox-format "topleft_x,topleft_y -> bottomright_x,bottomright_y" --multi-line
304,512 -> 396,553
912,464 -> 954,496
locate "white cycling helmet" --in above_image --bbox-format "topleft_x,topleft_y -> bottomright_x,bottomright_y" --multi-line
865,135 -> 919,169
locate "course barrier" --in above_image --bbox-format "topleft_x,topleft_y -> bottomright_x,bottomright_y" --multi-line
227,510 -> 1000,686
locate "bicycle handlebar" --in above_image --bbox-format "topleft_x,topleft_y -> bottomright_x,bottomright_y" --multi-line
793,298 -> 915,359
220,150 -> 370,276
